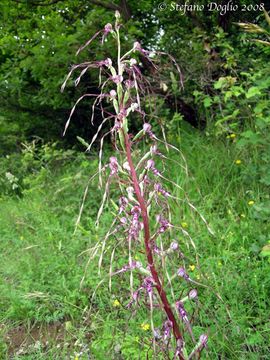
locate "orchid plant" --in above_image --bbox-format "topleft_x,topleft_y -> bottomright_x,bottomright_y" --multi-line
61,11 -> 210,360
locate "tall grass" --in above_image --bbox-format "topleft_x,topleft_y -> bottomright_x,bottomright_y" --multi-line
0,127 -> 269,358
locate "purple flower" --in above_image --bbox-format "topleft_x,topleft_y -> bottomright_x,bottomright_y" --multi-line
189,289 -> 198,300
150,145 -> 161,156
129,206 -> 141,240
111,75 -> 123,84
163,320 -> 173,340
109,156 -> 118,175
199,334 -> 208,347
117,108 -> 127,122
110,89 -> 117,99
147,160 -> 159,174
176,301 -> 188,322
104,23 -> 113,34
133,41 -> 142,51
153,244 -> 162,255
143,123 -> 152,132
153,329 -> 162,341
120,217 -> 127,224
143,123 -> 156,140
115,260 -> 138,275
119,196 -> 128,214
154,183 -> 170,197
174,338 -> 184,359
101,23 -> 113,44
97,58 -> 112,68
124,80 -> 135,89
177,267 -> 190,281
170,241 -> 179,251
112,120 -> 121,132
146,160 -> 160,176
146,159 -> 155,170
156,215 -> 172,234
143,276 -> 154,293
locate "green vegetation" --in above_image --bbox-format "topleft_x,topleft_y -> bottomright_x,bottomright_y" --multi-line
0,125 -> 269,358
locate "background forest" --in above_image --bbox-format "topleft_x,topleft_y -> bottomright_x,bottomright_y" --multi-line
0,0 -> 270,359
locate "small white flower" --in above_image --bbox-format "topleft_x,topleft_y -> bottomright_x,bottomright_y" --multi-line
123,162 -> 131,172
130,103 -> 139,112
130,58 -> 137,66
110,89 -> 117,99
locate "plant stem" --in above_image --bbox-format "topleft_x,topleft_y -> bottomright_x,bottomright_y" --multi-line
124,131 -> 184,360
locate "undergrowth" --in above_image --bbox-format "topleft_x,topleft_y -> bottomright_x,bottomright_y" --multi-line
0,123 -> 269,359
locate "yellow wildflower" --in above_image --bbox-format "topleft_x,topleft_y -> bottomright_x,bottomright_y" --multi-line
189,264 -> 195,272
230,133 -> 236,138
218,261 -> 222,267
113,299 -> 121,307
74,356 -> 79,360
248,200 -> 255,206
181,222 -> 188,228
235,159 -> 241,165
141,323 -> 150,331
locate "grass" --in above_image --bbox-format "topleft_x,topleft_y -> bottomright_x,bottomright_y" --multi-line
0,125 -> 269,359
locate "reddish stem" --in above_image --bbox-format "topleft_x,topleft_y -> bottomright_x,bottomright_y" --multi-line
124,132 -> 184,360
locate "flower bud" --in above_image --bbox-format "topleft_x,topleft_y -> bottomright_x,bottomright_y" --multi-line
123,162 -> 131,172
112,75 -> 123,84
104,23 -> 113,34
126,186 -> 134,194
109,156 -> 118,175
110,89 -> 117,99
150,145 -> 158,154
177,267 -> 186,277
130,58 -> 137,66
120,217 -> 127,224
143,123 -> 151,132
130,103 -> 139,112
199,334 -> 208,346
125,80 -> 134,89
188,289 -> 198,300
115,10 -> 121,19
133,41 -> 141,51
170,242 -> 178,251
146,159 -> 155,169
104,58 -> 112,67
153,329 -> 162,340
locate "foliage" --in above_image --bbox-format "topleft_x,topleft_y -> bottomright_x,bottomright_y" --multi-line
1,1 -> 269,148
0,2 -> 270,359
0,131 -> 270,358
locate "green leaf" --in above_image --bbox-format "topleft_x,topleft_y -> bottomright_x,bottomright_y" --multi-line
203,97 -> 212,108
76,136 -> 90,148
246,86 -> 261,99
263,9 -> 270,27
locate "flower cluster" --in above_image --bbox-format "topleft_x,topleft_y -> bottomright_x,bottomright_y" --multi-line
62,12 -> 209,360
